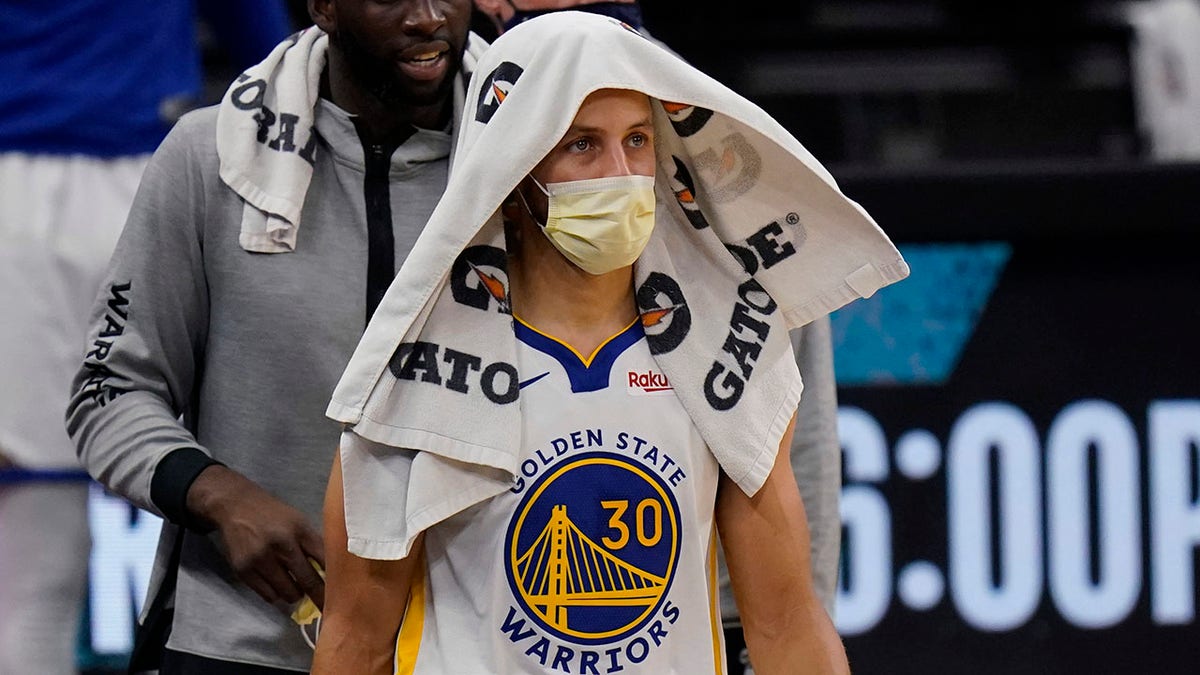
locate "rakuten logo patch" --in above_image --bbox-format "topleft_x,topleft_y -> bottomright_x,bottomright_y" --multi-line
627,370 -> 673,395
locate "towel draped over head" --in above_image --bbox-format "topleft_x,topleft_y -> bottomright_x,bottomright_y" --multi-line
328,12 -> 909,560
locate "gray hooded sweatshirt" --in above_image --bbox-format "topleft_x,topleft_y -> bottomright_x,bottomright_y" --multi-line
67,96 -> 454,670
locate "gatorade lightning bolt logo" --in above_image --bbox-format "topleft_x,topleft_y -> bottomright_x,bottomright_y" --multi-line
693,133 -> 761,203
469,262 -> 511,314
636,272 -> 690,355
615,19 -> 644,37
667,156 -> 710,230
476,61 -> 524,124
451,245 -> 510,313
639,306 -> 678,330
661,101 -> 713,138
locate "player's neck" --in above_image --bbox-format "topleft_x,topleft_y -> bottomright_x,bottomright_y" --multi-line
509,242 -> 638,358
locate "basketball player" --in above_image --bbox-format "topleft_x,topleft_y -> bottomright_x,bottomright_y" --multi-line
473,6 -> 846,672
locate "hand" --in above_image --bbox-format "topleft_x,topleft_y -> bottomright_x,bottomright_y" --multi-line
186,465 -> 326,612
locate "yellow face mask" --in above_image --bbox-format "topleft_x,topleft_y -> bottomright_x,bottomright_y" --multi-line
526,174 -> 657,275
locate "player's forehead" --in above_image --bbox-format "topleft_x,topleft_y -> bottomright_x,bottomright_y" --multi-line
564,88 -> 653,135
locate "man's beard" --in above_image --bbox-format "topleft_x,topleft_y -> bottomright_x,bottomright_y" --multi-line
336,28 -> 460,110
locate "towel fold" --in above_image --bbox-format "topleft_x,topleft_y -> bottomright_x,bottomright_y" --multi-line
329,12 -> 909,559
216,26 -> 486,253
216,27 -> 327,253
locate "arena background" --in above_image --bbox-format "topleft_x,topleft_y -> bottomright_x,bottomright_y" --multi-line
63,1 -> 1200,672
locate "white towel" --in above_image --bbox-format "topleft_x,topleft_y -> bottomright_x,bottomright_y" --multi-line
328,12 -> 909,559
215,26 -> 487,253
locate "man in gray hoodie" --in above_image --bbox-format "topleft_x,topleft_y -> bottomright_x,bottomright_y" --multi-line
67,1 -> 482,672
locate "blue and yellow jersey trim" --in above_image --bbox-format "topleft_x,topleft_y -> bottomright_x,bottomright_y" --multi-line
708,528 -> 727,675
513,315 -> 644,393
394,551 -> 427,675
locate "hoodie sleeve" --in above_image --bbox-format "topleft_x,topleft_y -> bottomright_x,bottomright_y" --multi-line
65,110 -> 218,520
789,315 -> 841,617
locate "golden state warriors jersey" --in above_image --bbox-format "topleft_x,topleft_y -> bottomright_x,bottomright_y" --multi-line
393,317 -> 727,674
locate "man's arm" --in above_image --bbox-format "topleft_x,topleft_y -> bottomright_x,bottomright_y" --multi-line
313,449 -> 420,675
65,113 -> 215,516
716,414 -> 850,675
65,111 -> 323,610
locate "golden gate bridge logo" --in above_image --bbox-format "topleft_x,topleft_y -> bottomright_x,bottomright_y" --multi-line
506,454 -> 680,642
515,504 -> 666,630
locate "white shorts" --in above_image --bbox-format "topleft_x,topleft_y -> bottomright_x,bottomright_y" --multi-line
0,152 -> 148,468
0,480 -> 90,675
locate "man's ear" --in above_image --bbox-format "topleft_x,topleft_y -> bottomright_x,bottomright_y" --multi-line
501,190 -> 522,221
309,0 -> 336,34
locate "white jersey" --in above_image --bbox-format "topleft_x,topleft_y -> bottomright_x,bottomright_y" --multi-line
396,317 -> 726,674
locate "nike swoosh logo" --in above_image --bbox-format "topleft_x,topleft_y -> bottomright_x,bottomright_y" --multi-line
518,372 -> 550,389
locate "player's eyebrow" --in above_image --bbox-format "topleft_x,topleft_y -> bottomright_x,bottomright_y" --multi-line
566,116 -> 654,136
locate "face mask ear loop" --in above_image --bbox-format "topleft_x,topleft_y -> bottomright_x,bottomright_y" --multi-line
299,614 -> 321,651
515,176 -> 548,228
